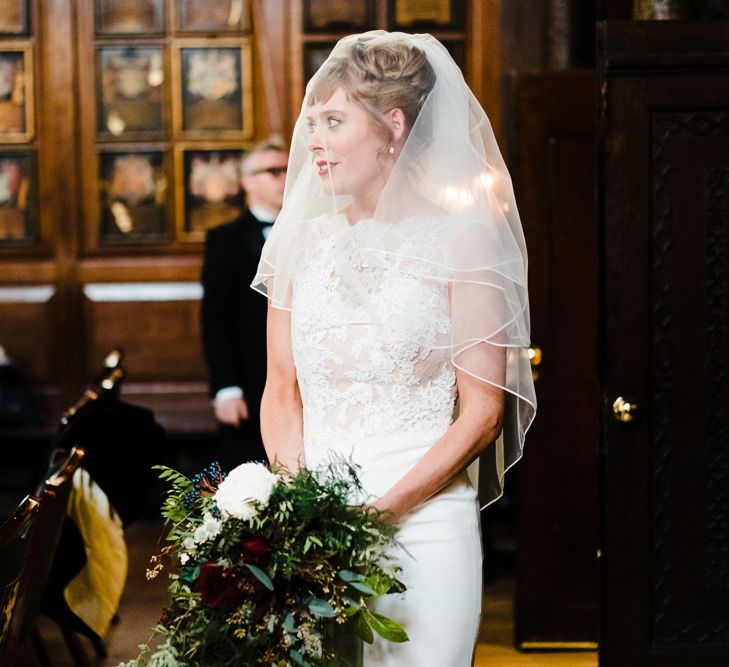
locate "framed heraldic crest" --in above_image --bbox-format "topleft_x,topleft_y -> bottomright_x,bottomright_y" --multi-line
0,0 -> 30,36
175,146 -> 245,241
173,41 -> 253,140
303,0 -> 374,32
0,150 -> 37,245
95,0 -> 164,36
303,43 -> 335,86
98,149 -> 170,243
0,46 -> 34,142
175,0 -> 251,33
96,46 -> 166,140
388,0 -> 465,31
442,40 -> 465,74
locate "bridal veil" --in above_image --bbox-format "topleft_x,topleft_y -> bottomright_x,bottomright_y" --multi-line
252,30 -> 536,507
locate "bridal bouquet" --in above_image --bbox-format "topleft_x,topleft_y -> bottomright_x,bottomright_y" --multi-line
122,459 -> 407,667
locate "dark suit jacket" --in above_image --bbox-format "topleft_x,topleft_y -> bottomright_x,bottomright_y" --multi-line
200,210 -> 268,415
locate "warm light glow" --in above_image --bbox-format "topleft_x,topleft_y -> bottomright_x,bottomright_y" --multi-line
479,171 -> 495,190
443,183 -> 475,209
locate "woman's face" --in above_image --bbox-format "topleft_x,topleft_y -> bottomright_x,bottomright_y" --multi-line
306,88 -> 389,202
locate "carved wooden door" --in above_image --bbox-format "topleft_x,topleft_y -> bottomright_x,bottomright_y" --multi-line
598,22 -> 729,666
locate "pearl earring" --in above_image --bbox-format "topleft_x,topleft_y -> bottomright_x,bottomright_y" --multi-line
388,146 -> 395,155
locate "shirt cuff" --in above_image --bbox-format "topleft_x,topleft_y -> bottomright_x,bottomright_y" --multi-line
214,386 -> 244,405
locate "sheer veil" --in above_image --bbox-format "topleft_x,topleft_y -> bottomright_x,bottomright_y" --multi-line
252,31 -> 536,508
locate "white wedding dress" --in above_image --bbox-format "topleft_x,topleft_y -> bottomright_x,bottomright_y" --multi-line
290,213 -> 483,667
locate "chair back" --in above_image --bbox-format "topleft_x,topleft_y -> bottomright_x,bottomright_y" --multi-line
61,349 -> 125,425
0,494 -> 40,652
13,447 -> 85,642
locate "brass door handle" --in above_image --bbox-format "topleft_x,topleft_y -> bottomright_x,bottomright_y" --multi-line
612,396 -> 638,423
528,345 -> 542,382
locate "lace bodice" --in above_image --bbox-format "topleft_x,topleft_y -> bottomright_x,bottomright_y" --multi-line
291,214 -> 457,463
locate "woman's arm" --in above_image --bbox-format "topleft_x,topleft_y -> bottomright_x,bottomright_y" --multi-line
370,350 -> 505,523
260,301 -> 305,470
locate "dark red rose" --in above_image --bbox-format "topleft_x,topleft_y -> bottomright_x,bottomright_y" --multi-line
240,534 -> 270,565
194,563 -> 246,610
158,604 -> 181,628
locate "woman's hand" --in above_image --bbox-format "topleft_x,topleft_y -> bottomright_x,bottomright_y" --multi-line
365,497 -> 399,525
370,364 -> 505,521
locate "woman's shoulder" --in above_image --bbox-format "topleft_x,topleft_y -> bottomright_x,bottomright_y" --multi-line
291,212 -> 346,260
415,199 -> 449,218
303,211 -> 347,228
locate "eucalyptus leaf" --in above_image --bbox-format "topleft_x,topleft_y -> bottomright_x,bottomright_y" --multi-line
289,648 -> 311,666
349,581 -> 377,596
308,597 -> 337,618
244,563 -> 274,591
363,608 -> 409,643
343,596 -> 360,609
283,613 -> 296,633
352,610 -> 374,644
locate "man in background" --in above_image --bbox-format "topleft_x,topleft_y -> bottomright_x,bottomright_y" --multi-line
201,138 -> 288,468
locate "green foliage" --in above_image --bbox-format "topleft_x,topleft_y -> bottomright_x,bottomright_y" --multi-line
125,460 -> 408,667
244,563 -> 274,591
362,609 -> 409,643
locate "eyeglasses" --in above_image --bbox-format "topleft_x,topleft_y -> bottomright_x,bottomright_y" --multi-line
247,166 -> 287,177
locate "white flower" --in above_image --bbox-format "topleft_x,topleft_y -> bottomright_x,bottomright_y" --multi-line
214,463 -> 278,521
193,512 -> 222,544
180,553 -> 190,565
182,537 -> 196,551
298,623 -> 323,658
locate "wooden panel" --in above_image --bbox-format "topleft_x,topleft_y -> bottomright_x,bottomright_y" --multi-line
468,0 -> 503,143
511,70 -> 598,647
598,21 -> 729,666
252,0 -> 289,137
121,382 -> 216,434
83,282 -> 207,382
38,0 -> 79,260
0,285 -> 62,420
0,261 -> 57,284
78,256 -> 202,283
0,285 -> 57,383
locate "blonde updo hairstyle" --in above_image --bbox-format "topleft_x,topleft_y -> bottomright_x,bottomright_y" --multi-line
308,36 -> 436,152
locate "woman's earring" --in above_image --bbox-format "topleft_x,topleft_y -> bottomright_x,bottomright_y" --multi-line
388,146 -> 395,155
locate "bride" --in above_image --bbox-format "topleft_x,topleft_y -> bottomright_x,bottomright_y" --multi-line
253,31 -> 536,666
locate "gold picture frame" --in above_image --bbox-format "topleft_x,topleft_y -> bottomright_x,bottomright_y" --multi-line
0,0 -> 30,36
174,145 -> 247,242
0,150 -> 37,245
98,149 -> 171,244
95,0 -> 165,36
303,0 -> 374,32
388,0 -> 465,30
303,42 -> 335,86
96,45 -> 167,140
442,40 -> 466,74
0,46 -> 34,143
172,40 -> 253,141
174,0 -> 251,33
